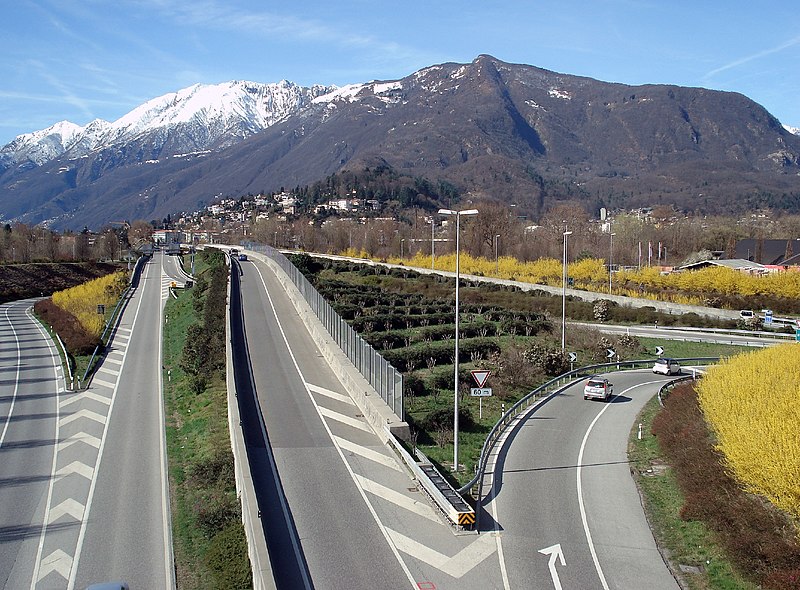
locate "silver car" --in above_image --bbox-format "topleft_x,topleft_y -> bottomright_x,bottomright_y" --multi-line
653,358 -> 681,375
584,376 -> 614,402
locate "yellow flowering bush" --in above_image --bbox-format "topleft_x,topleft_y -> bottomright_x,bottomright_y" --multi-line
52,271 -> 128,338
696,344 -> 800,518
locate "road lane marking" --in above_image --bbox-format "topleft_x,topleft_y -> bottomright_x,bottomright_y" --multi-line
386,527 -> 497,578
48,499 -> 85,524
307,382 -> 356,405
58,434 -> 102,451
59,392 -> 111,409
37,550 -> 72,582
318,406 -> 374,432
576,380 -> 663,590
56,461 -> 94,481
90,377 -> 117,390
97,365 -> 120,377
252,261 -> 416,588
354,474 -> 440,522
58,409 -> 106,428
333,436 -> 402,471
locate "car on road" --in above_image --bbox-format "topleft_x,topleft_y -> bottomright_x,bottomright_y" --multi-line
652,357 -> 681,375
584,376 -> 614,401
238,253 -> 248,261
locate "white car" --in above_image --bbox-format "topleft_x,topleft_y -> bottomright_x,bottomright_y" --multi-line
653,358 -> 681,375
584,376 -> 614,402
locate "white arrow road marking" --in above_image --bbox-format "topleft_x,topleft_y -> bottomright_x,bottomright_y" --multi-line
37,549 -> 72,581
58,433 -> 102,451
307,383 -> 356,405
354,475 -> 440,522
386,527 -> 497,578
48,498 -> 85,523
58,409 -> 107,428
56,461 -> 94,481
59,392 -> 111,409
334,436 -> 402,471
317,406 -> 373,433
538,544 -> 566,590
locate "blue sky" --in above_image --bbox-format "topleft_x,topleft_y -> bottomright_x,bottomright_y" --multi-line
2,0 -> 799,145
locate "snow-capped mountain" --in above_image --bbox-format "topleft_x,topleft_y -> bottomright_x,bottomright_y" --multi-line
786,124 -> 800,136
0,80 -> 336,170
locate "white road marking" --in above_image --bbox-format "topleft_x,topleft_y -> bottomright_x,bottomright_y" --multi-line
58,409 -> 106,428
333,436 -> 402,471
576,380 -> 663,590
97,365 -> 120,377
56,461 -> 94,481
386,527 -> 497,578
58,434 -> 101,451
307,382 -> 356,405
59,392 -> 111,409
253,261 -> 416,588
318,406 -> 374,432
37,550 -> 72,582
90,377 -> 117,390
48,499 -> 85,523
539,544 -> 566,590
354,474 -> 440,522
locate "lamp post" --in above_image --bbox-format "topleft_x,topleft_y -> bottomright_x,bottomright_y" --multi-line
431,218 -> 435,269
401,238 -> 405,259
609,232 -> 616,294
438,207 -> 479,472
562,229 -> 573,351
494,234 -> 500,275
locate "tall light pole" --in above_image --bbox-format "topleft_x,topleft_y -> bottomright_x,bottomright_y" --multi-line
494,234 -> 500,275
438,207 -> 479,472
562,229 -> 573,351
609,232 -> 616,294
401,238 -> 405,259
431,218 -> 435,269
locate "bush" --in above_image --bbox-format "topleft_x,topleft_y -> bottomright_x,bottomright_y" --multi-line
205,524 -> 252,589
194,489 -> 240,538
420,407 -> 475,432
34,298 -> 101,355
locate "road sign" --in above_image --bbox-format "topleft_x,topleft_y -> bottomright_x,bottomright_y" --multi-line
470,387 -> 493,397
471,370 -> 491,388
764,309 -> 773,325
796,328 -> 800,342
655,346 -> 664,356
606,348 -> 616,359
568,352 -> 577,363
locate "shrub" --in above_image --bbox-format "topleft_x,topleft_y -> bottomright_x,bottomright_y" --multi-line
205,524 -> 252,589
34,298 -> 101,355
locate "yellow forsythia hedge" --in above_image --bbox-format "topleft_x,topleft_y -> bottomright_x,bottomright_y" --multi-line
52,271 -> 128,338
697,343 -> 800,518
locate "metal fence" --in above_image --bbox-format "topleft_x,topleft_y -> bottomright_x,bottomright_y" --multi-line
244,243 -> 404,420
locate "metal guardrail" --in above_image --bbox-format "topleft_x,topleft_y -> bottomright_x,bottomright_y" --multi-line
242,242 -> 404,420
80,254 -> 147,387
459,357 -> 720,512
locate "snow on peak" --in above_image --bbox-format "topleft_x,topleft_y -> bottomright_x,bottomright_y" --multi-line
2,79 -> 337,167
785,124 -> 800,136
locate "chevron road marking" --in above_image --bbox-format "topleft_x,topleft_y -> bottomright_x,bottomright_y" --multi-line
355,474 -> 440,522
48,498 -> 85,523
318,406 -> 373,433
58,433 -> 102,451
307,382 -> 356,406
102,356 -> 123,366
386,527 -> 497,578
334,436 -> 402,471
56,461 -> 94,481
91,376 -> 117,390
59,391 -> 111,409
97,365 -> 120,377
58,409 -> 107,428
37,549 -> 72,582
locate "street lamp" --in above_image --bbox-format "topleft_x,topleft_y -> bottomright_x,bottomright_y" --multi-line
431,218 -> 435,270
438,207 -> 479,472
562,229 -> 573,351
494,234 -> 500,276
608,232 -> 616,294
401,238 -> 405,259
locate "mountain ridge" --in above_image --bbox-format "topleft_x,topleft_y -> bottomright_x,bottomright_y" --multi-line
2,55 -> 800,229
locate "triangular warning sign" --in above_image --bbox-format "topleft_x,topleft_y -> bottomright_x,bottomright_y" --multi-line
471,370 -> 490,388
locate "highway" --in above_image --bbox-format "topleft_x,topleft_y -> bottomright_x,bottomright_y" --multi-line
0,255 -> 176,589
237,252 -> 507,590
0,299 -> 64,589
486,369 -> 681,589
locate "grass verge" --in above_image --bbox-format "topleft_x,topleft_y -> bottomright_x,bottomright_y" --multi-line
628,390 -> 759,589
163,252 -> 251,589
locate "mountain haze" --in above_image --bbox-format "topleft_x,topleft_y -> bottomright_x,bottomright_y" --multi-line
2,56 -> 799,229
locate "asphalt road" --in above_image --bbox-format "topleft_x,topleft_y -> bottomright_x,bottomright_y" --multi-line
487,369 -> 681,590
0,299 -> 64,589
